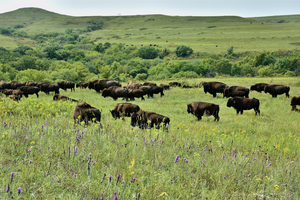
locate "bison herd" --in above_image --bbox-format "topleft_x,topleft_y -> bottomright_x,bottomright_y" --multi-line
1,79 -> 299,130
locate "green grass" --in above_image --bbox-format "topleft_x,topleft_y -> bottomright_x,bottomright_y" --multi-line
1,77 -> 300,199
1,8 -> 300,53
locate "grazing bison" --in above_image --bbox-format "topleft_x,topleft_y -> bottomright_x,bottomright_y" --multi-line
24,81 -> 39,87
73,102 -> 101,126
187,102 -> 220,121
39,82 -> 59,95
169,82 -> 181,87
290,96 -> 300,111
151,86 -> 164,97
223,86 -> 249,98
264,84 -> 290,98
138,86 -> 153,98
131,110 -> 170,130
128,89 -> 146,101
227,97 -> 260,115
110,103 -> 140,119
201,81 -> 228,97
53,94 -> 78,102
76,82 -> 88,89
58,81 -> 75,92
160,84 -> 170,90
93,79 -> 120,92
10,81 -> 25,89
88,80 -> 100,90
143,82 -> 157,86
250,83 -> 269,93
19,86 -> 40,98
0,80 -> 11,90
102,86 -> 129,101
2,89 -> 23,98
125,81 -> 142,89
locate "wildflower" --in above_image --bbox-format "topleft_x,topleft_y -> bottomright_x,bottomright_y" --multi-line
111,139 -> 114,142
234,154 -> 237,158
17,187 -> 22,194
114,191 -> 118,200
239,163 -> 241,165
185,159 -> 188,163
203,159 -> 205,162
29,160 -> 32,164
266,163 -> 271,168
245,154 -> 248,157
75,147 -> 78,153
89,153 -> 92,156
41,125 -> 44,129
100,193 -> 104,199
11,172 -> 14,181
270,193 -> 273,196
122,180 -> 125,183
109,175 -> 112,182
74,174 -> 77,178
46,171 -> 50,176
222,154 -> 225,159
93,161 -> 96,165
6,184 -> 10,193
174,155 -> 180,163
117,174 -> 121,181
232,149 -> 236,154
233,165 -> 236,168
248,174 -> 251,177
223,176 -> 226,179
28,149 -> 31,152
137,193 -> 141,200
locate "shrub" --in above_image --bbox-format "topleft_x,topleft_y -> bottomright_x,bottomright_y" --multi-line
135,73 -> 148,81
284,71 -> 296,77
138,47 -> 159,59
174,45 -> 193,57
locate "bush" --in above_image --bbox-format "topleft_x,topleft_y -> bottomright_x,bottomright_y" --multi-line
174,45 -> 193,57
138,47 -> 159,59
284,71 -> 296,77
172,71 -> 198,79
135,73 -> 148,81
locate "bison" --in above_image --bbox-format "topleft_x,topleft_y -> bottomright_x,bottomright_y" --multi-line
73,102 -> 101,126
159,84 -> 170,90
169,82 -> 181,87
19,86 -> 40,98
58,81 -> 75,92
201,81 -> 228,97
223,86 -> 249,98
290,96 -> 300,111
131,110 -> 170,130
102,86 -> 129,101
125,81 -> 142,89
24,81 -> 39,87
143,82 -> 157,86
264,84 -> 290,98
10,81 -> 25,89
2,89 -> 23,98
227,97 -> 260,115
128,89 -> 146,101
76,82 -> 88,89
187,102 -> 220,121
110,103 -> 140,119
39,82 -> 59,95
250,83 -> 269,93
151,86 -> 164,97
53,94 -> 79,103
0,80 -> 11,90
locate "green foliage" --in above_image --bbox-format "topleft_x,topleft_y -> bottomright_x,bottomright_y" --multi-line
138,47 -> 159,59
13,24 -> 24,29
174,45 -> 193,57
0,26 -> 15,35
92,43 -> 105,53
135,73 -> 148,81
42,44 -> 64,59
13,46 -> 33,55
13,30 -> 28,37
104,42 -> 111,49
172,71 -> 198,78
227,46 -> 233,55
16,69 -> 48,82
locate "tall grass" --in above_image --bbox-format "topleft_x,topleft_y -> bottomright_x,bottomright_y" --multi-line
0,77 -> 300,199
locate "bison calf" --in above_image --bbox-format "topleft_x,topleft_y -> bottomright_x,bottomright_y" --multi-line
187,102 -> 220,121
227,97 -> 260,115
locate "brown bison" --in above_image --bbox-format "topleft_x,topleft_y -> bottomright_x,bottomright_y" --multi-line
0,80 -> 11,90
201,81 -> 228,97
58,81 -> 75,92
24,81 -> 39,87
125,81 -> 142,89
94,80 -> 121,92
160,84 -> 170,90
110,103 -> 140,119
264,84 -> 290,98
10,81 -> 25,89
128,89 -> 146,101
53,94 -> 78,102
76,82 -> 88,89
88,80 -> 100,90
143,82 -> 157,86
131,110 -> 170,130
187,102 -> 220,121
138,86 -> 153,98
19,86 -> 40,98
2,89 -> 23,98
223,86 -> 249,98
227,97 -> 260,115
169,82 -> 181,87
39,82 -> 60,95
291,96 -> 300,111
151,86 -> 164,97
250,83 -> 269,93
102,86 -> 129,101
73,102 -> 101,125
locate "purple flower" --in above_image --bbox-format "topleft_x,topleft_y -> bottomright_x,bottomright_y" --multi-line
137,193 -> 141,199
42,125 -> 44,128
11,172 -> 14,181
17,187 -> 22,194
232,149 -> 236,154
174,155 -> 180,163
266,163 -> 271,168
93,161 -> 96,165
233,165 -> 236,168
29,160 -> 32,164
117,174 -> 121,181
74,174 -> 77,178
100,193 -> 104,199
154,138 -> 157,141
245,154 -> 248,157
122,180 -> 125,183
270,193 -> 273,196
89,153 -> 92,156
223,176 -> 226,179
238,163 -> 241,165
132,177 -> 136,182
111,139 -> 114,142
28,149 -> 31,152
203,159 -> 205,162
114,191 -> 118,200
248,174 -> 251,177
46,171 -> 50,176
109,175 -> 112,182
6,184 -> 10,193
83,159 -> 85,162
185,159 -> 188,163
75,147 -> 78,153
233,154 -> 237,158
222,154 -> 225,159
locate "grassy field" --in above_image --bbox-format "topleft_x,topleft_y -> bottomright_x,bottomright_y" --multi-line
1,8 -> 300,53
1,77 -> 300,199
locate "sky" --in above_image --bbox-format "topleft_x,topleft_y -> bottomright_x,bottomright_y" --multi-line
0,0 -> 299,18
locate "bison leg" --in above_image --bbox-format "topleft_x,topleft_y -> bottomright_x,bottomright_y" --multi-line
213,93 -> 217,98
291,105 -> 297,111
36,93 -> 39,98
255,108 -> 260,115
141,96 -> 145,101
25,94 -> 28,98
160,91 -> 164,97
286,92 -> 289,98
240,110 -> 244,115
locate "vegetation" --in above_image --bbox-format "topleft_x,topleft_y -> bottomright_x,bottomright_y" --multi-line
1,77 -> 300,199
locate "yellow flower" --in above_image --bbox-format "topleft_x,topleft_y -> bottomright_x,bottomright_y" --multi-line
158,192 -> 168,197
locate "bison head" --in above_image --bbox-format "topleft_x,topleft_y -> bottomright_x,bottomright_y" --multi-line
250,85 -> 256,91
187,104 -> 194,114
223,88 -> 230,97
264,85 -> 270,93
203,83 -> 209,94
102,89 -> 110,97
130,113 -> 139,127
226,98 -> 236,108
110,110 -> 120,119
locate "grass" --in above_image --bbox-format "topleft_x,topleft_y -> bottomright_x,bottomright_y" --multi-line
0,8 -> 300,53
1,77 -> 300,199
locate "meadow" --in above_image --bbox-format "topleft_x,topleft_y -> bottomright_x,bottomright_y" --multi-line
1,77 -> 300,199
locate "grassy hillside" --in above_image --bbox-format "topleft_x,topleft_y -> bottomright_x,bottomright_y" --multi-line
0,8 -> 300,53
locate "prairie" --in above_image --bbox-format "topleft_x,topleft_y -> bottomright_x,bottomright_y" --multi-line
1,77 -> 299,199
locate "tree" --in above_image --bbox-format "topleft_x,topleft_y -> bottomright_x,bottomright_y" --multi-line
13,46 -> 33,55
227,46 -> 233,55
138,47 -> 159,59
174,45 -> 193,57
